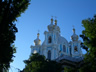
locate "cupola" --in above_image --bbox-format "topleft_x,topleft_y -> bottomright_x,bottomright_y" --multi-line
34,33 -> 41,45
48,17 -> 54,31
53,19 -> 60,32
71,28 -> 78,41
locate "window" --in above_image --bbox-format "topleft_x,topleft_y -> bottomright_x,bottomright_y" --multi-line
63,45 -> 66,52
48,50 -> 51,60
48,36 -> 52,43
74,46 -> 78,52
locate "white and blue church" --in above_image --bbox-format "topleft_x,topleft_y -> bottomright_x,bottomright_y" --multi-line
30,18 -> 83,62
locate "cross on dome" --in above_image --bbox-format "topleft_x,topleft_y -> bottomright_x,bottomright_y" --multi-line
71,26 -> 78,41
72,25 -> 75,34
51,16 -> 53,24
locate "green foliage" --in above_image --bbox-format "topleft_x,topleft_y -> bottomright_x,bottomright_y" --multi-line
0,0 -> 30,71
64,67 -> 78,72
23,53 -> 62,72
24,53 -> 47,72
79,15 -> 96,72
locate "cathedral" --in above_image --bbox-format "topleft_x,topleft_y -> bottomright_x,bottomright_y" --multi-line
30,18 -> 83,64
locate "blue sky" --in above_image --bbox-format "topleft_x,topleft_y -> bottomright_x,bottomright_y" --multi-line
9,0 -> 96,72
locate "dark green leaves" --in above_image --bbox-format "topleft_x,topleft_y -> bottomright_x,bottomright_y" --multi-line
23,53 -> 62,72
80,15 -> 96,72
0,0 -> 30,71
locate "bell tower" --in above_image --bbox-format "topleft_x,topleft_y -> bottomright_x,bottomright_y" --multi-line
30,32 -> 42,54
70,28 -> 82,57
42,17 -> 61,60
44,17 -> 60,45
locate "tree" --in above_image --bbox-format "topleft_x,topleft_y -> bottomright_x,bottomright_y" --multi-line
64,67 -> 78,72
24,53 -> 47,72
79,15 -> 96,72
0,0 -> 30,71
23,53 -> 62,72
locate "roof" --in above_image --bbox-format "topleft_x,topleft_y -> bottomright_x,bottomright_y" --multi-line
56,55 -> 84,63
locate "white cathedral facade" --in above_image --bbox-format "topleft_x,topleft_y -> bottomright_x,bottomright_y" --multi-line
30,18 -> 82,61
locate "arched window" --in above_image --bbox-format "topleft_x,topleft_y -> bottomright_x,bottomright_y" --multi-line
48,36 -> 52,43
48,50 -> 51,60
63,45 -> 66,52
74,46 -> 78,52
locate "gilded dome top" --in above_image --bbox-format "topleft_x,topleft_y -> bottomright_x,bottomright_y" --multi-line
71,28 -> 78,41
34,33 -> 41,45
48,18 -> 54,31
48,18 -> 60,32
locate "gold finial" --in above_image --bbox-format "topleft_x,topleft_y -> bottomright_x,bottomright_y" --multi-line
72,25 -> 75,34
37,30 -> 40,37
51,16 -> 53,24
55,20 -> 57,25
55,16 -> 57,25
37,33 -> 39,37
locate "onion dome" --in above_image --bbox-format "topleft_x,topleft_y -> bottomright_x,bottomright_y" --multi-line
71,28 -> 78,41
34,33 -> 41,45
53,19 -> 60,32
48,17 -> 54,31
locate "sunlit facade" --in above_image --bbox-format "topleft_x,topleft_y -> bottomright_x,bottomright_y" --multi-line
30,18 -> 82,61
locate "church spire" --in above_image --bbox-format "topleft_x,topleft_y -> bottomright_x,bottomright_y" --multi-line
48,17 -> 54,31
37,30 -> 40,38
55,16 -> 57,25
71,27 -> 78,41
55,19 -> 57,25
72,26 -> 75,34
37,33 -> 40,38
34,32 -> 41,46
51,16 -> 53,24
73,28 -> 75,34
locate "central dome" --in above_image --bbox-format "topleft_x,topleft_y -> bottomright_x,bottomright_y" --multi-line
57,36 -> 69,45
